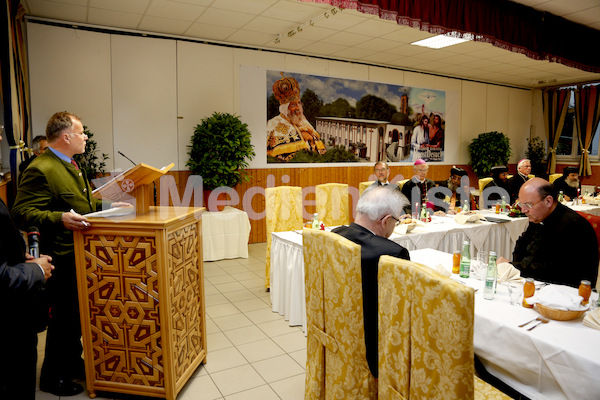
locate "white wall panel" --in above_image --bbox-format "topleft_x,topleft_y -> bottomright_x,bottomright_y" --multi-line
177,41 -> 235,169
27,23 -> 114,169
508,88 -> 534,162
111,35 -> 177,171
486,85 -> 510,135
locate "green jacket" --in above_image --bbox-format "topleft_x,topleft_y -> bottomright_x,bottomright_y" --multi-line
12,149 -> 102,258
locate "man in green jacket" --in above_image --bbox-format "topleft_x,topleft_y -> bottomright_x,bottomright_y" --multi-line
12,111 -> 126,396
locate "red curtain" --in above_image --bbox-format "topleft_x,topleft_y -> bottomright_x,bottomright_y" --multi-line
574,85 -> 600,177
300,0 -> 600,73
543,88 -> 571,174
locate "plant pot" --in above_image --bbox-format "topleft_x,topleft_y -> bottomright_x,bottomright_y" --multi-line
203,189 -> 232,212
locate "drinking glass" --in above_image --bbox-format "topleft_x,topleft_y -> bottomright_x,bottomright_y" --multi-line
472,250 -> 488,280
507,283 -> 523,306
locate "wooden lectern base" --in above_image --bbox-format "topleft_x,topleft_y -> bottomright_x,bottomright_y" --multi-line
74,207 -> 206,400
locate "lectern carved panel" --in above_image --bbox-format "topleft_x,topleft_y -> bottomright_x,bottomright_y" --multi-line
167,224 -> 203,380
84,235 -> 164,387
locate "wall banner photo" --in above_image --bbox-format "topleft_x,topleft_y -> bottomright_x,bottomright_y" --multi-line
266,70 -> 446,164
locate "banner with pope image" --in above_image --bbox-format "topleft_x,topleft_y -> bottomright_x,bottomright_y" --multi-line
266,70 -> 446,164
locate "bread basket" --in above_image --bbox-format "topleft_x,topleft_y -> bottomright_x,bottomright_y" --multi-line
534,303 -> 588,321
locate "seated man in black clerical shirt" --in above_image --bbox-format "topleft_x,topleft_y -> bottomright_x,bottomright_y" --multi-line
498,178 -> 598,288
333,186 -> 410,378
552,166 -> 580,201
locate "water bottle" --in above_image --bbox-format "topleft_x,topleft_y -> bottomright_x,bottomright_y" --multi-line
459,241 -> 471,278
558,191 -> 564,203
312,213 -> 319,229
483,251 -> 497,300
463,199 -> 469,212
501,196 -> 507,213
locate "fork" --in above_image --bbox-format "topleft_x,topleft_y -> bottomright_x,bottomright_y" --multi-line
518,316 -> 542,328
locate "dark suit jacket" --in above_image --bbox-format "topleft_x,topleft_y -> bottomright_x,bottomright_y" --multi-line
506,173 -> 529,204
368,180 -> 402,192
332,223 -> 410,378
12,149 -> 102,259
0,199 -> 45,329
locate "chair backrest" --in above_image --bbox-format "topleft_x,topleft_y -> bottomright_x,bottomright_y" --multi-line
378,256 -> 413,400
549,173 -> 562,184
359,181 -> 374,196
478,177 -> 493,194
378,255 -> 476,399
316,183 -> 349,226
304,229 -> 377,399
576,211 -> 600,291
264,186 -> 303,288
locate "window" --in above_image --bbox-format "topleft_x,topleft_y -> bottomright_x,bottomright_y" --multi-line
557,90 -> 600,160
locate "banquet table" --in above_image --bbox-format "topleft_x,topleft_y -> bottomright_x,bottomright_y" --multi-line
201,206 -> 251,261
568,202 -> 600,216
411,248 -> 600,400
270,212 -> 529,331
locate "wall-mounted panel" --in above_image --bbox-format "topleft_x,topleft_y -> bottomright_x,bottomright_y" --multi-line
111,35 -> 177,171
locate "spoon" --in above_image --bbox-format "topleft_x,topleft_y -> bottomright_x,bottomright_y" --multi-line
527,317 -> 549,331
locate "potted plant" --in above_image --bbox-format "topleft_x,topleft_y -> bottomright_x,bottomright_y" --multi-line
468,131 -> 511,178
187,112 -> 255,210
74,126 -> 109,188
526,136 -> 547,178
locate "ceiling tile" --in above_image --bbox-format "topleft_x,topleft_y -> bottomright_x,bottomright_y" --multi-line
211,0 -> 278,14
243,16 -> 295,34
24,0 -> 87,21
261,0 -> 331,23
353,38 -> 404,52
197,8 -> 256,29
184,22 -> 237,41
146,0 -> 206,22
321,31 -> 371,46
88,8 -> 143,29
226,29 -> 275,46
138,15 -> 193,35
89,0 -> 150,14
346,17 -> 402,38
301,41 -> 347,56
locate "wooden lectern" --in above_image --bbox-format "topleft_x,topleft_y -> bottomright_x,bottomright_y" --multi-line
74,163 -> 207,400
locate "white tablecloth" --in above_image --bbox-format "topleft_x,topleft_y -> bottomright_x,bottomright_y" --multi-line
411,248 -> 600,400
569,203 -> 600,216
270,213 -> 529,332
391,210 -> 529,259
201,206 -> 251,261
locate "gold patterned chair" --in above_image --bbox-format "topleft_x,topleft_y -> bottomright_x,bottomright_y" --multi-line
359,181 -> 375,196
478,177 -> 493,194
304,229 -> 377,399
315,183 -> 349,227
549,173 -> 562,183
378,256 -> 511,400
265,186 -> 303,289
398,179 -> 409,189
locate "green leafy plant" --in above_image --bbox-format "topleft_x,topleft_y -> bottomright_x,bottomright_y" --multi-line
526,136 -> 547,177
187,112 -> 256,190
468,131 -> 511,178
74,126 -> 108,184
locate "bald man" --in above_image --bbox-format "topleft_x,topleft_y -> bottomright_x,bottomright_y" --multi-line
498,178 -> 598,288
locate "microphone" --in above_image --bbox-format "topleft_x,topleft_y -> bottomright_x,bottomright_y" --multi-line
118,150 -> 137,166
27,226 -> 40,258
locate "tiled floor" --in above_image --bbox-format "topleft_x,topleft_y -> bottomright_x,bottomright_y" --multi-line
35,242 -> 307,400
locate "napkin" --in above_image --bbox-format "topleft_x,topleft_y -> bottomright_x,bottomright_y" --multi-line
527,285 -> 586,311
427,263 -> 451,277
496,262 -> 525,283
454,212 -> 484,224
583,308 -> 600,330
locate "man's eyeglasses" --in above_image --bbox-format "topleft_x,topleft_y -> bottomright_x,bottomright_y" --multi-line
381,214 -> 401,226
375,168 -> 388,173
517,197 -> 544,210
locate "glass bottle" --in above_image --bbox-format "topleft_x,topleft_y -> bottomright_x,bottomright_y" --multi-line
522,278 -> 535,308
501,197 -> 507,213
579,280 -> 592,305
459,241 -> 471,278
483,251 -> 497,300
463,199 -> 469,212
420,203 -> 427,222
312,213 -> 319,229
558,190 -> 564,203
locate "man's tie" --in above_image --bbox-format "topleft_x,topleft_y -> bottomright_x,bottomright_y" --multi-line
70,159 -> 79,169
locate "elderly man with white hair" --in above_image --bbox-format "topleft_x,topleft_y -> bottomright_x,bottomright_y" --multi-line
552,166 -> 580,201
507,158 -> 531,203
332,186 -> 410,379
